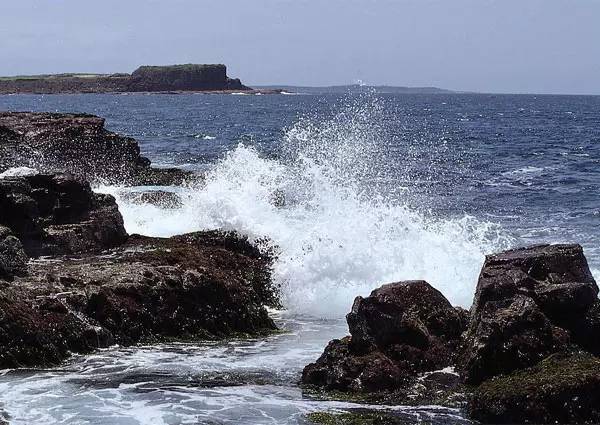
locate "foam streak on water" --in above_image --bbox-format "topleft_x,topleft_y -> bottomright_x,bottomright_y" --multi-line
98,98 -> 512,316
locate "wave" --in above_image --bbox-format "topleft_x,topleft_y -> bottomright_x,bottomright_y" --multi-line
97,96 -> 512,318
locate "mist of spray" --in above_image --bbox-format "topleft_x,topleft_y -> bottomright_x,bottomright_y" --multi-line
98,97 -> 513,317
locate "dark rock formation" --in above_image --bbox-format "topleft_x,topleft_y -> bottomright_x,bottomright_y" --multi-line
128,64 -> 248,92
460,244 -> 598,384
468,351 -> 600,424
303,244 -> 600,423
302,281 -> 465,395
0,226 -> 27,280
0,111 -> 190,185
0,64 -> 250,94
0,168 -> 278,368
0,230 -> 277,368
0,173 -> 127,256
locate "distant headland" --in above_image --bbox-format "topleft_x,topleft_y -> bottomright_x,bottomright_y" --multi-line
0,64 -> 277,94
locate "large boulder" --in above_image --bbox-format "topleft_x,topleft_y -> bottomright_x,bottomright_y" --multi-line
460,244 -> 598,384
0,112 -> 190,185
0,173 -> 127,256
302,281 -> 465,394
0,230 -> 277,368
468,351 -> 600,424
346,280 -> 463,360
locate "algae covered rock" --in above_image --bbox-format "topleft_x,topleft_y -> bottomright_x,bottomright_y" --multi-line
305,410 -> 415,425
0,230 -> 277,368
468,351 -> 600,424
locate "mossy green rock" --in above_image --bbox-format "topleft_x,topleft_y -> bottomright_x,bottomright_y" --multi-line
469,351 -> 600,424
305,411 -> 411,425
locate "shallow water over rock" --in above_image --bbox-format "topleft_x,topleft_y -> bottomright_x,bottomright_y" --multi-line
0,313 -> 470,424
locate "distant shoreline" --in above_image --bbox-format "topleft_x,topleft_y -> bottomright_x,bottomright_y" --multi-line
0,64 -> 256,95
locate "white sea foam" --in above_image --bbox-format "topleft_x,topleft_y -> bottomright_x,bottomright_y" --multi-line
193,134 -> 216,140
97,98 -> 512,317
0,166 -> 38,178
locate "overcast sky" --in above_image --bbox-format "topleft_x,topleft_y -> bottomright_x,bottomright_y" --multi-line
2,0 -> 599,94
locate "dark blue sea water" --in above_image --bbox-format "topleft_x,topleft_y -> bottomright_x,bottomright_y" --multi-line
0,92 -> 599,424
2,92 -> 599,268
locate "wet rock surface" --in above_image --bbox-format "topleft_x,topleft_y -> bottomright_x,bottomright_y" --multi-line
0,173 -> 127,256
302,281 -> 466,401
0,169 -> 278,370
0,226 -> 27,280
303,244 -> 600,424
460,244 -> 598,384
0,230 -> 277,369
0,111 -> 191,185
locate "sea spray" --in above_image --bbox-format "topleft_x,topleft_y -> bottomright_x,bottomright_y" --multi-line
97,97 -> 513,317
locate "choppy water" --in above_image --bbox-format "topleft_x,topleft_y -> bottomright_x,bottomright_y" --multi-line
1,91 -> 599,424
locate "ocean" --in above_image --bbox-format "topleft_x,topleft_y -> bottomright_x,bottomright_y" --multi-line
0,91 -> 598,424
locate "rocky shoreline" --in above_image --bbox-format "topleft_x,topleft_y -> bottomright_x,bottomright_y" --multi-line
0,111 -> 279,374
0,172 -> 278,369
0,111 -> 599,424
302,244 -> 600,424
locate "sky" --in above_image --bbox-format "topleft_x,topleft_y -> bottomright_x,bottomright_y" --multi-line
2,0 -> 599,94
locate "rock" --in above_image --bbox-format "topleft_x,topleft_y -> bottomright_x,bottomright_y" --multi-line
0,230 -> 277,368
571,300 -> 600,356
128,64 -> 249,92
460,244 -> 598,384
306,410 -> 423,425
347,281 -> 464,359
468,351 -> 600,424
469,244 -> 597,322
302,337 -> 406,392
302,281 -> 465,395
0,226 -> 28,280
460,294 -> 569,385
0,111 -> 191,185
0,173 -> 127,256
0,64 -> 250,94
119,189 -> 182,209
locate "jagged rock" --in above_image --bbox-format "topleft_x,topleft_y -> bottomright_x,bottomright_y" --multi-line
0,111 -> 191,185
302,281 -> 465,394
0,173 -> 127,256
0,226 -> 28,280
301,336 -> 406,392
468,351 -> 600,424
0,230 -> 277,368
347,281 -> 464,358
460,244 -> 598,384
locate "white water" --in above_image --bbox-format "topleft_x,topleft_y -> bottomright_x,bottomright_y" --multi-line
0,315 -> 468,425
97,99 -> 512,317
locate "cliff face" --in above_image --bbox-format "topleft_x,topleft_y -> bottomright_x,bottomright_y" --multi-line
128,64 -> 247,91
0,64 -> 249,94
